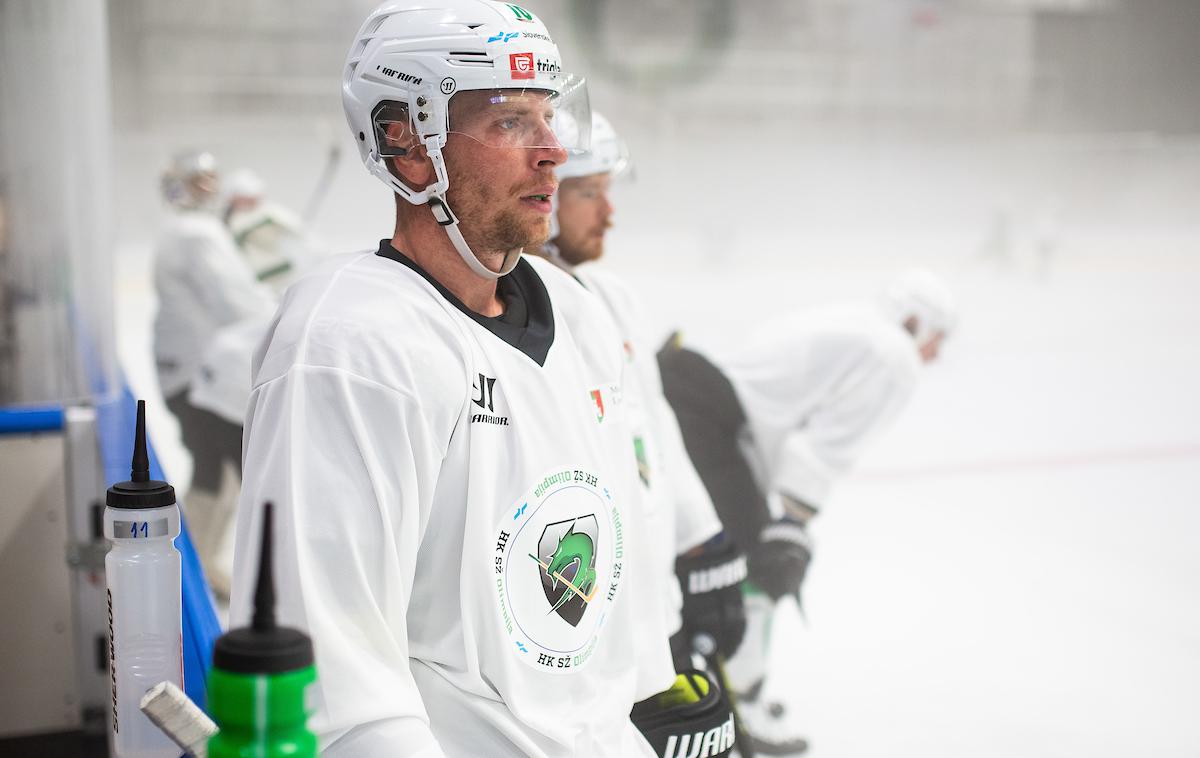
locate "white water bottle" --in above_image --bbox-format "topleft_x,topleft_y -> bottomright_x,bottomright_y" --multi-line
104,400 -> 183,758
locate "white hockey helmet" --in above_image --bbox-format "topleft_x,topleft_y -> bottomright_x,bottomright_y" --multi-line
161,149 -> 220,210
342,0 -> 591,279
556,111 -> 629,181
547,110 -> 628,253
224,169 -> 265,202
880,269 -> 957,345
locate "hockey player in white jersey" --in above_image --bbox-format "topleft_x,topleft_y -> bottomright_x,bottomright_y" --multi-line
227,3 -> 688,756
658,271 -> 957,755
544,111 -> 747,757
153,149 -> 275,584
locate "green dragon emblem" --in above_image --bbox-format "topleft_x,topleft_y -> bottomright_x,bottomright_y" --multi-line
545,524 -> 598,612
529,516 -> 601,625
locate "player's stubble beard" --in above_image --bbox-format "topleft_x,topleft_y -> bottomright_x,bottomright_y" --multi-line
446,158 -> 553,262
555,219 -> 613,267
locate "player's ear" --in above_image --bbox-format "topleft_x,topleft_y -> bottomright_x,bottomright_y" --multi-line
382,115 -> 434,188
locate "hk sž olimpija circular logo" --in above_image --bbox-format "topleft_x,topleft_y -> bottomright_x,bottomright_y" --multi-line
492,467 -> 624,673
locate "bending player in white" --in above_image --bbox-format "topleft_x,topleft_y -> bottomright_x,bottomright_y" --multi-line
229,3 -> 678,756
658,271 -> 957,755
544,112 -> 747,757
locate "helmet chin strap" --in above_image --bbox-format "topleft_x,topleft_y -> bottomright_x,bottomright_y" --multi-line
421,140 -> 521,281
428,195 -> 522,281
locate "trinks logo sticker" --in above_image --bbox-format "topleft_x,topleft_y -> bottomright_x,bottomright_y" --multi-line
509,52 -> 534,80
493,467 -> 623,673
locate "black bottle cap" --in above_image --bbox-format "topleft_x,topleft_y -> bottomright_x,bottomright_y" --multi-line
213,503 -> 315,674
106,400 -> 176,510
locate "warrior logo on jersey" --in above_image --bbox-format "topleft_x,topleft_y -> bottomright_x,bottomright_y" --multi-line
472,373 -> 509,426
493,467 -> 623,673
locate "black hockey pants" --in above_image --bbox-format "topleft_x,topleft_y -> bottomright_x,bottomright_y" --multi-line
656,339 -> 771,556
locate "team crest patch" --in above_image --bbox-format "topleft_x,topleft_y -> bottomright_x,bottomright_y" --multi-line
533,516 -> 600,627
493,467 -> 623,673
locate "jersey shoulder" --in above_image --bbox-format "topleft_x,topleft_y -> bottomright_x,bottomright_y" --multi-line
524,255 -> 625,373
524,255 -> 614,331
257,251 -> 471,404
572,264 -> 644,319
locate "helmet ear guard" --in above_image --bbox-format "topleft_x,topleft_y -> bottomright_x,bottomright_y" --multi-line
372,101 -> 414,157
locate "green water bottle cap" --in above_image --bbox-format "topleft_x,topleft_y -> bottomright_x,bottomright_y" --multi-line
106,400 -> 176,510
213,503 -> 314,674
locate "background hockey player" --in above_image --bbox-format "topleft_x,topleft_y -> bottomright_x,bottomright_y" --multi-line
543,110 -> 747,757
658,270 -> 958,755
228,2 -> 684,756
221,167 -> 323,295
153,149 -> 274,584
181,167 -> 331,595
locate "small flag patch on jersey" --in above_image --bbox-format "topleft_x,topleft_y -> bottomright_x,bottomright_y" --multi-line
590,389 -> 604,422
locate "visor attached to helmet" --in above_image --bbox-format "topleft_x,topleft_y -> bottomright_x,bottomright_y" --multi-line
371,73 -> 590,157
448,79 -> 590,153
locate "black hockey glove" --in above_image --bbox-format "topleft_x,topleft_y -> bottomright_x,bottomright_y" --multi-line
745,518 -> 813,602
676,536 -> 748,659
631,669 -> 737,758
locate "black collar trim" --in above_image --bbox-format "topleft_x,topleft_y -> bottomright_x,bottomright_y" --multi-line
375,240 -> 555,366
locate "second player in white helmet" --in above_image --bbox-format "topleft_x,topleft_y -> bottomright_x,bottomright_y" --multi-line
544,112 -> 744,758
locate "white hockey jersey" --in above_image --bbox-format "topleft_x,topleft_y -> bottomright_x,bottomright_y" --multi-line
152,211 -> 274,396
573,264 -> 723,634
714,303 -> 921,512
187,313 -> 273,426
229,245 -> 674,758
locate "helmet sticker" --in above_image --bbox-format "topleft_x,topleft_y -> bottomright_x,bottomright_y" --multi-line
507,4 -> 534,23
440,77 -> 457,95
509,52 -> 535,80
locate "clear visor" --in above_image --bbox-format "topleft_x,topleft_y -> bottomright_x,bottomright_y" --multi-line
446,74 -> 591,153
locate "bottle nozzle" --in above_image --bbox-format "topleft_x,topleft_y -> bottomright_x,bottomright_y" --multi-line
132,400 -> 150,484
252,502 -> 276,632
106,400 -> 175,510
212,500 -> 313,674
